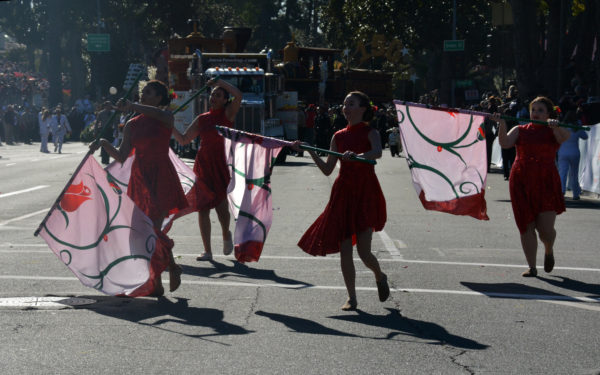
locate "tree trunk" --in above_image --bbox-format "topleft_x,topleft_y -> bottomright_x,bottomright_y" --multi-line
47,0 -> 63,107
508,0 -> 542,99
67,30 -> 86,106
542,0 -> 561,99
573,0 -> 598,87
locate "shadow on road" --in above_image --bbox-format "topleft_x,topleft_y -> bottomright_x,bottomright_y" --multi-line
77,295 -> 252,344
563,198 -> 600,209
254,308 -> 488,349
461,281 -> 568,298
255,310 -> 359,337
329,308 -> 488,349
536,275 -> 600,297
181,260 -> 312,287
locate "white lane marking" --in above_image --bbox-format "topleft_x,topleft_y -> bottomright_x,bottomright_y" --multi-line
0,243 -> 48,247
378,230 -> 403,259
5,163 -> 16,167
543,300 -> 600,312
0,185 -> 49,199
0,208 -> 48,226
0,275 -> 598,304
2,249 -> 600,273
394,239 -> 407,249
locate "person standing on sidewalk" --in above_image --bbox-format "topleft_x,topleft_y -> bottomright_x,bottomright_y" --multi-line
38,108 -> 52,153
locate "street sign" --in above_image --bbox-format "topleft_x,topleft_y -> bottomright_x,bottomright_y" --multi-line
87,33 -> 110,52
444,39 -> 465,52
456,79 -> 473,88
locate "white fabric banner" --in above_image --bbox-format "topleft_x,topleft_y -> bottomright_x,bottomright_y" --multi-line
578,124 -> 600,194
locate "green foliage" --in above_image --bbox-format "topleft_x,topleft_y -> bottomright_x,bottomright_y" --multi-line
79,124 -> 96,143
0,0 -> 597,103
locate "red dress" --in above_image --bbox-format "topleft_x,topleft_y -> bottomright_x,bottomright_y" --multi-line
509,123 -> 565,234
189,108 -> 234,211
298,122 -> 387,256
127,114 -> 188,221
125,114 -> 188,297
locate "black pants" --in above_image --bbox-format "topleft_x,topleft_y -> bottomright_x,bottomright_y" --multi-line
502,147 -> 516,179
101,134 -> 114,164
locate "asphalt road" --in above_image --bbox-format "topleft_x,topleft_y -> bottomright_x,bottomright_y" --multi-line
1,141 -> 599,374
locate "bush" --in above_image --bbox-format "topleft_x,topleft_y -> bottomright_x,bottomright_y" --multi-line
80,123 -> 95,143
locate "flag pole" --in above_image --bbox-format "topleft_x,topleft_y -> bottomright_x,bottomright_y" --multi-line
215,126 -> 377,165
394,100 -> 591,131
34,71 -> 145,237
171,75 -> 219,115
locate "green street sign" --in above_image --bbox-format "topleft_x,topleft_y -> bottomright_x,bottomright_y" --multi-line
444,39 -> 464,52
456,79 -> 473,88
87,33 -> 110,52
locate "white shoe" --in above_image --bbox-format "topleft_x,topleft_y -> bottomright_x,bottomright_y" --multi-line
223,231 -> 234,256
196,252 -> 213,261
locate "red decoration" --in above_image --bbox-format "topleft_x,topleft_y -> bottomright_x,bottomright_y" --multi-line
437,146 -> 443,152
60,181 -> 92,212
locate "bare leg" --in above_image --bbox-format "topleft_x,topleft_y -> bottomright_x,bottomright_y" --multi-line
535,211 -> 557,255
198,209 -> 212,256
519,222 -> 538,275
340,238 -> 356,309
356,230 -> 384,281
214,198 -> 232,242
153,214 -> 181,293
356,230 -> 389,301
536,211 -> 557,272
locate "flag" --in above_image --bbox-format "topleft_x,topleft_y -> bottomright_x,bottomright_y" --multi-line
38,155 -> 170,296
105,149 -> 197,231
218,127 -> 286,262
394,102 -> 489,220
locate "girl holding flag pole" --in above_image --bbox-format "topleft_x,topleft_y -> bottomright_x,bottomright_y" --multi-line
293,91 -> 389,311
90,80 -> 188,296
491,96 -> 570,277
172,77 -> 242,261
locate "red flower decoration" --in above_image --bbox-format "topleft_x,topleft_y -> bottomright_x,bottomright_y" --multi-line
60,181 -> 92,212
437,146 -> 443,152
248,183 -> 254,190
103,235 -> 108,242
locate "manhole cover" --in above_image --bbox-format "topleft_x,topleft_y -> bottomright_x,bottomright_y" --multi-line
0,297 -> 96,310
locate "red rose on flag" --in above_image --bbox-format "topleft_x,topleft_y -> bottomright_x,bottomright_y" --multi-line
60,181 -> 92,212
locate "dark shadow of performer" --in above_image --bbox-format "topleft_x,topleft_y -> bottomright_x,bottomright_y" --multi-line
329,308 -> 488,349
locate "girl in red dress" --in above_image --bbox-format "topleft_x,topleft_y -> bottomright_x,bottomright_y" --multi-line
172,78 -> 242,261
91,80 -> 188,296
492,96 -> 570,277
293,91 -> 389,311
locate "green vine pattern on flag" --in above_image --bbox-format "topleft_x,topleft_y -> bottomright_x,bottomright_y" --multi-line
43,173 -> 139,250
80,252 -> 153,291
400,105 -> 485,197
238,211 -> 268,243
178,171 -> 195,190
405,105 -> 478,167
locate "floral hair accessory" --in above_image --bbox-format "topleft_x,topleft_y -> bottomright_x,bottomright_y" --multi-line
554,105 -> 561,114
168,89 -> 177,100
